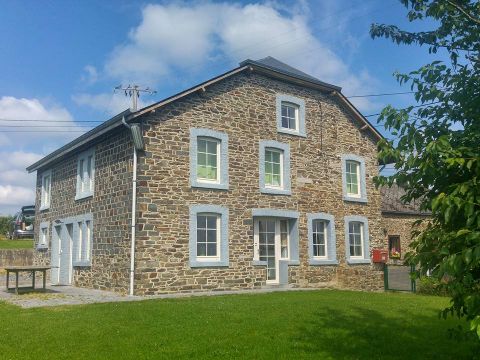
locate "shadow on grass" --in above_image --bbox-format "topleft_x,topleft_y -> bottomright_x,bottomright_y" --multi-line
293,305 -> 479,360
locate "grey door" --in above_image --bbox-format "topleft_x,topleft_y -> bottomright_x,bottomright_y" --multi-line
58,224 -> 73,285
50,225 -> 62,285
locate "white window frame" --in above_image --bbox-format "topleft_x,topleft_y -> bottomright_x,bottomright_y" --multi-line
259,140 -> 291,195
196,137 -> 221,184
276,94 -> 306,137
75,148 -> 95,200
345,160 -> 361,198
280,102 -> 300,132
341,154 -> 367,203
190,128 -> 229,190
348,222 -> 364,259
344,215 -> 370,264
189,204 -> 229,268
307,213 -> 337,265
37,221 -> 49,249
40,169 -> 52,210
312,220 -> 328,260
195,213 -> 221,262
72,213 -> 93,267
253,218 -> 291,263
264,148 -> 284,189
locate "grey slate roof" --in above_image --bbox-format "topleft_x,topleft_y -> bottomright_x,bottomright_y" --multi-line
240,56 -> 341,91
381,184 -> 430,216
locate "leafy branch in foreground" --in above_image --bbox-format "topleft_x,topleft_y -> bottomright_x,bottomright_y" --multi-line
371,0 -> 480,340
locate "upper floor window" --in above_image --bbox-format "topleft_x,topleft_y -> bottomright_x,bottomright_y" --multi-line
265,148 -> 283,188
40,169 -> 52,210
307,213 -> 337,265
190,128 -> 229,190
197,137 -> 219,182
76,149 -> 95,200
189,204 -> 229,268
344,215 -> 370,264
276,94 -> 306,137
259,140 -> 291,195
342,155 -> 367,203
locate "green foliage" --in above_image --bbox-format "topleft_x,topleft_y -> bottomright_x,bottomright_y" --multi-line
0,216 -> 13,236
371,0 -> 480,341
417,276 -> 449,296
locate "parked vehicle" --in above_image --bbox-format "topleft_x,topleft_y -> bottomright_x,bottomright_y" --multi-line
7,205 -> 35,239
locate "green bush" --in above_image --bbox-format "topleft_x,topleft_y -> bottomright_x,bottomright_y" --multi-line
417,276 -> 449,296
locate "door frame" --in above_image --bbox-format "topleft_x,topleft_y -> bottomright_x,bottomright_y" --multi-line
50,220 -> 73,286
254,217 -> 290,285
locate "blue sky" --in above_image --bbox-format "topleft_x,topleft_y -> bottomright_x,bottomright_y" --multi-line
0,0 -> 444,215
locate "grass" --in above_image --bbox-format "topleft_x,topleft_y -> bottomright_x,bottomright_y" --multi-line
0,290 -> 477,360
0,237 -> 33,249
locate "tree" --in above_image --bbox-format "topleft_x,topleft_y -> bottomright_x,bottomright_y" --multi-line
370,0 -> 480,340
0,216 -> 13,238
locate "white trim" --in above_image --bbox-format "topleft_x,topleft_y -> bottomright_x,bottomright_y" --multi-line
75,148 -> 95,200
39,169 -> 52,210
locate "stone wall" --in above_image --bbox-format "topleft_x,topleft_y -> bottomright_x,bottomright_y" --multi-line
33,129 -> 133,293
381,213 -> 429,263
0,249 -> 33,267
134,72 -> 385,295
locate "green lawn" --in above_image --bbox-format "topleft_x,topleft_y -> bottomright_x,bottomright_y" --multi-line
0,290 -> 477,359
0,238 -> 33,249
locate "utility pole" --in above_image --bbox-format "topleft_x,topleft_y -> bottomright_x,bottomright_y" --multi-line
114,85 -> 157,111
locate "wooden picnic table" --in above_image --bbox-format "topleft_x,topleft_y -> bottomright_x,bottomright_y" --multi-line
4,266 -> 50,294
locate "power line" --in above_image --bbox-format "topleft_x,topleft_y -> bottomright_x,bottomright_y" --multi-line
0,118 -> 102,123
364,101 -> 443,118
347,91 -> 415,98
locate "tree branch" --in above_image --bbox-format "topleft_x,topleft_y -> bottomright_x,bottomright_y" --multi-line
445,0 -> 480,26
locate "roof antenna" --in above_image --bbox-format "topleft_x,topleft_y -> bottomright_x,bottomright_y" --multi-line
114,85 -> 157,111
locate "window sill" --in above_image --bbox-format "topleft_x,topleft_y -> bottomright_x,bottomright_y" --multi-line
252,260 -> 267,266
343,195 -> 367,203
260,187 -> 291,196
36,244 -> 48,251
39,205 -> 50,211
73,261 -> 92,267
190,259 -> 229,268
75,192 -> 93,201
347,258 -> 371,265
309,259 -> 338,266
191,181 -> 229,190
277,128 -> 306,137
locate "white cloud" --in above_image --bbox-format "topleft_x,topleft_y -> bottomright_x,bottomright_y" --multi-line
94,2 -> 379,112
81,65 -> 99,85
0,97 -> 83,215
72,92 -> 152,116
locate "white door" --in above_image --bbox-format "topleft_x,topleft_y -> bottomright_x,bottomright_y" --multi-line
255,218 -> 290,284
58,223 -> 73,285
50,225 -> 62,285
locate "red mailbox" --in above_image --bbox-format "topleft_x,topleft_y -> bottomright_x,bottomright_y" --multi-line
372,249 -> 388,263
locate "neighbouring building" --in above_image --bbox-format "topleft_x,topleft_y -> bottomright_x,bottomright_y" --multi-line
381,184 -> 430,263
29,56 -> 397,295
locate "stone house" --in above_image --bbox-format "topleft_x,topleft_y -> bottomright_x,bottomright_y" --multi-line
28,56 -> 390,295
381,185 -> 430,263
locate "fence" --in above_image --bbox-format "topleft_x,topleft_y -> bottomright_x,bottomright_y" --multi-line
384,264 -> 416,292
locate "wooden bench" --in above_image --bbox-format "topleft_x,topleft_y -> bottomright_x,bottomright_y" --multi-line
4,266 -> 50,294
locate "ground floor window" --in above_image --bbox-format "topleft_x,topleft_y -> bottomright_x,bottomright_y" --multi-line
344,216 -> 370,264
196,213 -> 220,259
348,222 -> 364,258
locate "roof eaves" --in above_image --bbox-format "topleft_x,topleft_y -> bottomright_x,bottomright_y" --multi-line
26,109 -> 132,173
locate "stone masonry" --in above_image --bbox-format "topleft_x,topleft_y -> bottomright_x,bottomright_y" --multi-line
33,67 -> 390,295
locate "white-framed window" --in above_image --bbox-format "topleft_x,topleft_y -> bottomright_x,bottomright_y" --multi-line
344,216 -> 370,264
37,221 -> 49,249
342,155 -> 367,203
72,214 -> 93,266
276,94 -> 306,137
189,204 -> 229,267
281,102 -> 299,131
75,148 -> 95,200
307,213 -> 337,265
196,213 -> 220,260
348,222 -> 363,258
264,148 -> 283,188
190,128 -> 229,190
259,141 -> 291,195
197,137 -> 220,183
40,169 -> 52,210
